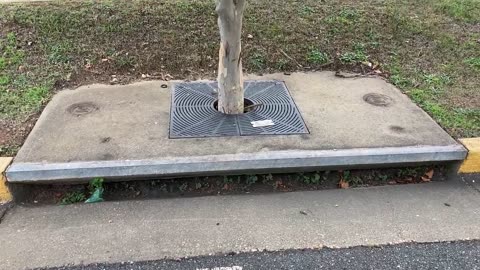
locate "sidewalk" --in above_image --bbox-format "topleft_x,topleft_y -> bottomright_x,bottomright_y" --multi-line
1,177 -> 479,270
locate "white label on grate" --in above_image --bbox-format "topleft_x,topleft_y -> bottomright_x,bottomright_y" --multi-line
251,120 -> 275,127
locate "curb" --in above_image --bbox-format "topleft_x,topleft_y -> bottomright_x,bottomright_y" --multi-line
0,157 -> 13,203
6,145 -> 467,183
459,138 -> 480,174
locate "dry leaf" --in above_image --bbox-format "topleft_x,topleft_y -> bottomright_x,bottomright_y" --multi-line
274,180 -> 283,189
339,178 -> 349,189
421,169 -> 434,182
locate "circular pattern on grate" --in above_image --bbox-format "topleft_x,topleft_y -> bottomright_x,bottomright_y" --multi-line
170,81 -> 309,138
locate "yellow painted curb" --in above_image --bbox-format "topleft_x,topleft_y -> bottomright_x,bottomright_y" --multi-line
459,138 -> 480,174
0,157 -> 13,202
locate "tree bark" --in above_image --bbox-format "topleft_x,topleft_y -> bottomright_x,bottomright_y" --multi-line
216,0 -> 246,114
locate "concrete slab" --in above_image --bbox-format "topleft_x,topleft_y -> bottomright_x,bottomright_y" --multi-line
7,72 -> 466,183
0,180 -> 479,269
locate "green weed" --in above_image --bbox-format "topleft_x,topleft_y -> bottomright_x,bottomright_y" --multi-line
115,54 -> 135,69
397,167 -> 421,178
60,191 -> 86,205
340,52 -> 367,64
179,182 -> 188,192
249,52 -> 266,70
275,59 -> 288,70
340,43 -> 368,64
307,49 -> 329,64
47,43 -> 73,64
436,0 -> 480,23
0,75 -> 10,86
89,177 -> 104,191
296,172 -> 321,185
261,174 -> 274,184
390,74 -> 413,88
300,5 -> 315,16
0,145 -> 19,156
223,176 -> 234,184
326,8 -> 359,25
465,57 -> 480,70
245,175 -> 258,186
342,171 -> 363,186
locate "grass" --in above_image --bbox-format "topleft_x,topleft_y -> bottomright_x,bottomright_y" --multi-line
60,191 -> 86,205
307,49 -> 329,64
0,0 -> 479,156
436,0 -> 480,23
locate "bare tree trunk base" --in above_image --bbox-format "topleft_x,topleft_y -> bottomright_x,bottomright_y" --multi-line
216,0 -> 246,115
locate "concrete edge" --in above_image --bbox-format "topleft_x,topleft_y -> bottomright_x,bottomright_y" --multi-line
0,157 -> 13,202
6,144 -> 467,183
458,138 -> 480,174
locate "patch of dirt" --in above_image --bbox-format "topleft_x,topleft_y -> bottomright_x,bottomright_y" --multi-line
14,166 -> 446,205
0,116 -> 37,156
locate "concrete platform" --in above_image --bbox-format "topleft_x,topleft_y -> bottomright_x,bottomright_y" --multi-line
6,72 -> 467,183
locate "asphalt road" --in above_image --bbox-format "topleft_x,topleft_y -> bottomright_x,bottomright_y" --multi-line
42,240 -> 480,270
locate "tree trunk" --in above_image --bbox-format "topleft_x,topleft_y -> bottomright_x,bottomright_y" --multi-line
216,0 -> 246,114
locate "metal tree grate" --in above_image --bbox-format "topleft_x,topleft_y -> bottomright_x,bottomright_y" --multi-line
169,80 -> 309,138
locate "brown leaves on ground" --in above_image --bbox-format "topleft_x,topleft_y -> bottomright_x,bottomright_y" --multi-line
274,180 -> 288,191
338,171 -> 349,189
421,169 -> 434,182
338,179 -> 349,189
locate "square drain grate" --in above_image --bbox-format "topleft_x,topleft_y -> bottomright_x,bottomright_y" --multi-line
169,80 -> 309,138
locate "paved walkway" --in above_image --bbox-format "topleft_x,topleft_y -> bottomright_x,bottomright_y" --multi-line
0,176 -> 479,269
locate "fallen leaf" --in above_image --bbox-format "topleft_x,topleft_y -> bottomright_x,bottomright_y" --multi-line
421,169 -> 434,182
339,178 -> 349,189
274,180 -> 284,189
362,61 -> 372,67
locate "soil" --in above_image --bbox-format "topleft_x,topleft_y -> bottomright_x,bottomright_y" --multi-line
0,116 -> 37,156
10,166 -> 446,205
